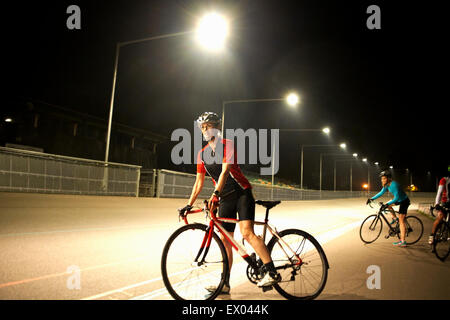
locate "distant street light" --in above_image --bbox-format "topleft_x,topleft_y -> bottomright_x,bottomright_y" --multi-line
319,153 -> 349,191
301,143 -> 347,190
374,162 -> 379,166
322,127 -> 330,134
220,95 -> 300,199
353,153 -> 358,158
362,158 -> 367,162
221,93 -> 300,134
4,118 -> 12,123
390,165 -> 394,169
334,158 -> 360,192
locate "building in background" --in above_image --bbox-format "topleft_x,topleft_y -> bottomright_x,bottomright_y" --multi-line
1,98 -> 167,169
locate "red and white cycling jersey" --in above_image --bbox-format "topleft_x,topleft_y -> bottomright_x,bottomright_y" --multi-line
435,177 -> 450,205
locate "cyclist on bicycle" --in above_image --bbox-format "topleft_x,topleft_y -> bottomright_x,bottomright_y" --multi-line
178,112 -> 281,294
428,171 -> 450,245
367,170 -> 410,247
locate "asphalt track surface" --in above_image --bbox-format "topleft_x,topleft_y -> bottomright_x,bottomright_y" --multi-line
0,192 -> 448,300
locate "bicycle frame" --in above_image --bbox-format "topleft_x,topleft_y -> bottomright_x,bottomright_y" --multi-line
372,205 -> 403,237
182,201 -> 303,270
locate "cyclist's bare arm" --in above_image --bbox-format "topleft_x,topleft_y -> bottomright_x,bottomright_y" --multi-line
188,172 -> 205,206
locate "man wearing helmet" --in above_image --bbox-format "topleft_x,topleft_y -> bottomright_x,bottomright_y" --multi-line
178,112 -> 281,294
428,170 -> 450,245
366,170 -> 410,247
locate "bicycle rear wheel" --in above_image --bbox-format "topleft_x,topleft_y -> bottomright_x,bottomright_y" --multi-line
267,229 -> 328,300
161,223 -> 228,300
359,214 -> 383,244
404,216 -> 423,244
433,222 -> 449,261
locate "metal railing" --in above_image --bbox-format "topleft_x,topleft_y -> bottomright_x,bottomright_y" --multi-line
0,147 -> 141,196
153,169 -> 387,201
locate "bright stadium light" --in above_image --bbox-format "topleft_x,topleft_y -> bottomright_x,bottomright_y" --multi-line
340,143 -> 347,149
286,93 -> 300,107
322,127 -> 330,134
196,12 -> 229,51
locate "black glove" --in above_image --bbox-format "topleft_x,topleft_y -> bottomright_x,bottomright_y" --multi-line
366,198 -> 373,205
178,204 -> 193,218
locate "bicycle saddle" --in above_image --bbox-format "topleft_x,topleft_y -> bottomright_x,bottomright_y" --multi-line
255,200 -> 281,209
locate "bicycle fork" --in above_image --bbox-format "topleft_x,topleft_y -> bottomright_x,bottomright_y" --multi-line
193,221 -> 215,266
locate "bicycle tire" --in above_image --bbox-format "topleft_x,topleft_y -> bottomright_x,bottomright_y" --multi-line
267,229 -> 329,300
359,214 -> 383,244
161,223 -> 229,300
404,216 -> 423,245
433,222 -> 449,261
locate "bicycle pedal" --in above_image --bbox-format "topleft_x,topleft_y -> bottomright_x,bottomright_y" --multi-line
262,286 -> 273,292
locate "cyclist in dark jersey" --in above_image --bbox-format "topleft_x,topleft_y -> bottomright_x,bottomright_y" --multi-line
178,112 -> 281,294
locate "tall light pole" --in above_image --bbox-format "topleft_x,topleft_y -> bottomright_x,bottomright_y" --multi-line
221,93 -> 299,135
105,31 -> 194,165
334,157 -> 361,192
301,143 -> 346,190
220,94 -> 300,199
319,152 -> 349,191
102,13 -> 229,190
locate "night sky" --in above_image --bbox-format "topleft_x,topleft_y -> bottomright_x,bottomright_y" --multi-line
3,0 -> 448,188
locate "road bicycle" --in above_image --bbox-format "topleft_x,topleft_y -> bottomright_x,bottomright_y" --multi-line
430,205 -> 450,261
359,201 -> 423,245
161,199 -> 329,300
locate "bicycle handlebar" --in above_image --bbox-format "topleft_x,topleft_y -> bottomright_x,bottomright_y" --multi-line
180,200 -> 210,225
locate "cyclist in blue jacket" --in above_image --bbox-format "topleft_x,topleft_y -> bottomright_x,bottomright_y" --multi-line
367,170 -> 410,247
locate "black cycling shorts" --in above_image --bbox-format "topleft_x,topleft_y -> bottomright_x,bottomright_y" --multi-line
218,188 -> 255,233
395,198 -> 410,215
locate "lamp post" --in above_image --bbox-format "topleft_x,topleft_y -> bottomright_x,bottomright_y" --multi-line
301,143 -> 346,190
221,93 -> 299,135
319,152 -> 349,191
102,13 -> 229,190
220,95 -> 300,199
334,157 -> 367,192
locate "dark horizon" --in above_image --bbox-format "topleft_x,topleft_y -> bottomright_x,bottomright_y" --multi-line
2,0 -> 448,191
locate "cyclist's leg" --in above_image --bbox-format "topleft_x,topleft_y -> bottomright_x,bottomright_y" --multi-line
239,220 -> 271,264
388,206 -> 397,222
398,199 -> 410,242
431,211 -> 444,234
398,213 -> 406,241
237,189 -> 280,285
218,193 -> 238,287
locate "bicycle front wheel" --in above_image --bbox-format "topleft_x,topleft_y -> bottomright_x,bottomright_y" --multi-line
161,223 -> 228,300
267,229 -> 329,300
433,222 -> 449,261
360,214 -> 383,244
404,216 -> 423,245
